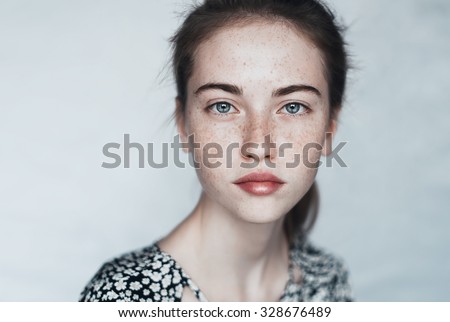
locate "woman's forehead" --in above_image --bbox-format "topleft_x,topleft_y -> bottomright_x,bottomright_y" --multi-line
189,20 -> 328,93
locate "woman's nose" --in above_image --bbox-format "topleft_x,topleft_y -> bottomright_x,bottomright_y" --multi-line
241,116 -> 277,164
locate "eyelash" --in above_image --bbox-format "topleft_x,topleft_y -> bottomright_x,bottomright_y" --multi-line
278,102 -> 311,117
207,102 -> 238,117
206,101 -> 311,117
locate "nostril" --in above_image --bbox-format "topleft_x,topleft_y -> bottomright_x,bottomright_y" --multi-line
241,142 -> 260,161
239,133 -> 277,166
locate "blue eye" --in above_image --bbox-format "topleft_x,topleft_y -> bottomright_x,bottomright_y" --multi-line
281,102 -> 308,115
209,102 -> 235,114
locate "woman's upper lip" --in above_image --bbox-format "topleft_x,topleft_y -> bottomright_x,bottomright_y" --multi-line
233,172 -> 285,184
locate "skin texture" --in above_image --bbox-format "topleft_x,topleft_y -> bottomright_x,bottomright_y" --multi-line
158,19 -> 338,302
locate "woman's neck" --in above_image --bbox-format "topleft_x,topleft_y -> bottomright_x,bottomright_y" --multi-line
158,192 -> 290,301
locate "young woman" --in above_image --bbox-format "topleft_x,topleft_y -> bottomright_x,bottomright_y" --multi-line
80,0 -> 352,302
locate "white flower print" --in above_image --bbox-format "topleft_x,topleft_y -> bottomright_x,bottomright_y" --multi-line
152,261 -> 162,269
149,271 -> 162,282
150,283 -> 160,293
160,264 -> 170,275
161,274 -> 172,288
172,273 -> 181,284
106,291 -> 119,300
130,281 -> 142,291
94,281 -> 103,291
112,273 -> 123,281
175,285 -> 183,298
124,269 -> 139,277
114,279 -> 127,291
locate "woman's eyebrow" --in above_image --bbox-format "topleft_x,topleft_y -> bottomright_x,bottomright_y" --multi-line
272,84 -> 322,98
194,83 -> 243,96
193,82 -> 321,98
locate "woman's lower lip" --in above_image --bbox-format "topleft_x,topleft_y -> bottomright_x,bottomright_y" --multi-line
234,182 -> 283,196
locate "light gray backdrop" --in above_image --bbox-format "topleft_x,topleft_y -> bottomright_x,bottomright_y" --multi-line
1,0 -> 449,301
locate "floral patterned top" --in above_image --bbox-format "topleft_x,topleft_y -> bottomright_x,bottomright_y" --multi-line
79,237 -> 352,302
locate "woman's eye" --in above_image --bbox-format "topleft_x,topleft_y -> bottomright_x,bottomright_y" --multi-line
280,102 -> 309,116
209,102 -> 236,114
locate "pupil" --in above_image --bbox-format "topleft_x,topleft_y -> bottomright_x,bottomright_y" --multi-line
218,103 -> 230,113
287,103 -> 299,113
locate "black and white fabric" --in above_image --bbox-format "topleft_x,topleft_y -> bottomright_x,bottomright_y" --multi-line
79,237 -> 352,302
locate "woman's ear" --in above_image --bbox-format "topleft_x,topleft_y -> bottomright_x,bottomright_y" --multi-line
175,97 -> 189,153
322,108 -> 340,157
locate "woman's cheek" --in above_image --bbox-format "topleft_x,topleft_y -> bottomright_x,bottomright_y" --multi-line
189,120 -> 241,163
280,131 -> 327,172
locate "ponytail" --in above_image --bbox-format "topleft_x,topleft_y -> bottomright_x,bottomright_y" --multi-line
284,181 -> 319,244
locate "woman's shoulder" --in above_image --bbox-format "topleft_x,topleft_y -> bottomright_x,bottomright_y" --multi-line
293,238 -> 349,273
290,238 -> 353,301
79,244 -> 187,302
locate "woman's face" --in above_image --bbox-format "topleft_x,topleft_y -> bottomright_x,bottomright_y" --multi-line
178,20 -> 335,224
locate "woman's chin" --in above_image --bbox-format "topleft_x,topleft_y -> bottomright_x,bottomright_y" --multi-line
229,203 -> 291,225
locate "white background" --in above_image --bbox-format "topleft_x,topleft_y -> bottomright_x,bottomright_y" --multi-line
1,0 -> 449,301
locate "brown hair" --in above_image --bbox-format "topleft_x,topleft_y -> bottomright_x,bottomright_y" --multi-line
170,0 -> 349,243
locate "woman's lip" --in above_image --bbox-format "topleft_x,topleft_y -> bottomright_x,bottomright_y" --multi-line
233,172 -> 285,184
233,172 -> 285,196
234,181 -> 284,196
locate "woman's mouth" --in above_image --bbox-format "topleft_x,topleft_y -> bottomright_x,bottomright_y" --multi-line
233,172 -> 285,196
